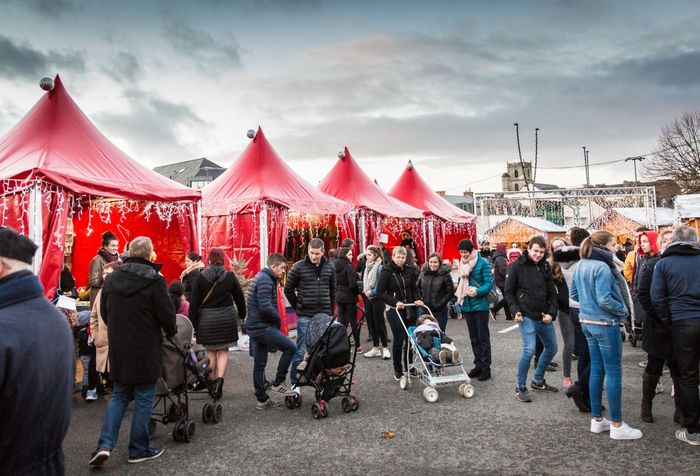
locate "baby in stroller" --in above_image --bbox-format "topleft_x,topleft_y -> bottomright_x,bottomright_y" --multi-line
414,315 -> 460,365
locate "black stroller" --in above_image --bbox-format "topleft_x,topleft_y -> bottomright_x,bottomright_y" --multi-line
149,314 -> 221,443
285,312 -> 362,419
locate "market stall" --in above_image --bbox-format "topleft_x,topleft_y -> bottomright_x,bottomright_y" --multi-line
201,127 -> 352,277
0,76 -> 200,298
484,216 -> 566,248
588,207 -> 675,241
388,160 -> 477,263
674,194 -> 700,233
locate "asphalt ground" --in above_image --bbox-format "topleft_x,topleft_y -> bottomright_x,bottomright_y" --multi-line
63,311 -> 697,475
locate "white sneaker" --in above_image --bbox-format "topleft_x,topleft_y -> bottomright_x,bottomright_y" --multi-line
676,428 -> 700,446
382,348 -> 391,360
363,347 -> 381,358
590,417 -> 611,434
293,386 -> 301,396
610,422 -> 643,440
85,388 -> 98,401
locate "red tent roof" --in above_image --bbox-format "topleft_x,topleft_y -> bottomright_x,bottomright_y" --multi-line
318,147 -> 425,219
202,127 -> 351,215
0,75 -> 199,202
388,160 -> 477,223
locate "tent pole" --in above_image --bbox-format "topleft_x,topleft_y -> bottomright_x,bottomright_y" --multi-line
195,201 -> 202,255
428,220 -> 435,255
259,202 -> 268,270
29,182 -> 43,275
359,212 -> 366,253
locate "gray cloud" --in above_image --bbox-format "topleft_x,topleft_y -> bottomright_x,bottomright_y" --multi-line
0,35 -> 85,80
605,50 -> 700,88
100,51 -> 143,84
162,18 -> 242,73
94,88 -> 209,163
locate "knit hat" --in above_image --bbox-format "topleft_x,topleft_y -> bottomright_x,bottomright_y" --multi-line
0,227 -> 38,264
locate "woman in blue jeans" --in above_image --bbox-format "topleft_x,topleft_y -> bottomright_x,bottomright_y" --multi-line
571,230 -> 642,440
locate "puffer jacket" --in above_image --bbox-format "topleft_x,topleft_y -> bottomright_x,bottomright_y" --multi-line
505,250 -> 558,320
570,247 -> 629,324
651,241 -> 700,323
246,268 -> 281,334
284,255 -> 336,317
491,251 -> 508,289
459,255 -> 493,313
377,260 -> 421,308
636,255 -> 673,360
417,264 -> 454,314
334,256 -> 359,304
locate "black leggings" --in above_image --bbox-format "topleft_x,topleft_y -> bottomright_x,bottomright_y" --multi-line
386,307 -> 415,374
645,355 -> 679,377
367,298 -> 388,347
337,303 -> 361,347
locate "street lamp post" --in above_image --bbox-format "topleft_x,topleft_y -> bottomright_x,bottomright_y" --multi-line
624,156 -> 646,185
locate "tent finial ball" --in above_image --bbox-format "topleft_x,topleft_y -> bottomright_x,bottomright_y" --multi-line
247,129 -> 256,139
39,77 -> 55,91
338,150 -> 345,159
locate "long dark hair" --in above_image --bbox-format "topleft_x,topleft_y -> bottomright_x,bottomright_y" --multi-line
169,280 -> 185,311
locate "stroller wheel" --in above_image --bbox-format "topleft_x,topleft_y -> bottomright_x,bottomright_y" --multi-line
341,397 -> 352,413
399,375 -> 409,390
212,403 -> 223,424
285,396 -> 295,409
201,403 -> 213,424
349,395 -> 359,411
423,387 -> 439,403
184,421 -> 195,443
293,394 -> 302,408
172,420 -> 186,442
319,400 -> 329,418
311,403 -> 321,419
459,383 -> 475,399
148,418 -> 157,436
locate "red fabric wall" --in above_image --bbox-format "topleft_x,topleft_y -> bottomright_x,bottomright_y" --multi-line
72,203 -> 197,288
39,190 -> 70,299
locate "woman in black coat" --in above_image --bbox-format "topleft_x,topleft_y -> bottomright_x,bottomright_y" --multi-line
417,252 -> 454,332
189,248 -> 247,398
335,247 -> 361,351
377,246 -> 424,380
635,229 -> 680,423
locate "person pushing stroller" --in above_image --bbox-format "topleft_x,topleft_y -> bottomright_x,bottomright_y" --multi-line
414,315 -> 461,365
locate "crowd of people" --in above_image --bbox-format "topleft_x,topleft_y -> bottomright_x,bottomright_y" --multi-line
1,220 -> 700,473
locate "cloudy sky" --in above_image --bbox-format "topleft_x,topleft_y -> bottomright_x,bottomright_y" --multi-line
1,0 -> 699,193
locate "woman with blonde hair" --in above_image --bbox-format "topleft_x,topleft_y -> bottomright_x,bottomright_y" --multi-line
571,231 -> 642,440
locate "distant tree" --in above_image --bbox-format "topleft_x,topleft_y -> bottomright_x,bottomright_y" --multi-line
646,111 -> 700,193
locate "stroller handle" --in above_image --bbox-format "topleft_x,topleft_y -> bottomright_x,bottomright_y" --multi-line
388,302 -> 435,318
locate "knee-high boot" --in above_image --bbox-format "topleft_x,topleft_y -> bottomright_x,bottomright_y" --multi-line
641,372 -> 660,423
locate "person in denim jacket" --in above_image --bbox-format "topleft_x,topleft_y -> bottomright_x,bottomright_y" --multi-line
571,230 -> 642,440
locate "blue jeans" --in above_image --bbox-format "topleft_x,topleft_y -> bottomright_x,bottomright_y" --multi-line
290,316 -> 310,386
583,323 -> 622,421
517,317 -> 558,389
96,381 -> 156,457
249,327 -> 296,402
435,312 -> 448,333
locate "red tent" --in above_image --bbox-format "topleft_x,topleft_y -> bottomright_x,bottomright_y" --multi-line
0,75 -> 200,297
202,127 -> 351,274
318,147 -> 425,253
388,160 -> 477,263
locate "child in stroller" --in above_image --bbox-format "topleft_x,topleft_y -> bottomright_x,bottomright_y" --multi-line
414,314 -> 461,365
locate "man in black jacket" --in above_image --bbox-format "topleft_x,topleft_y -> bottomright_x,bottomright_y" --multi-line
89,236 -> 176,467
247,253 -> 296,409
505,236 -> 559,402
284,238 -> 336,392
0,228 -> 74,476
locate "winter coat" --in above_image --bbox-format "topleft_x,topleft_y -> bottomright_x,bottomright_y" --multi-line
88,253 -> 107,308
181,268 -> 202,300
505,251 -> 558,320
189,265 -> 247,345
417,264 -> 454,315
458,255 -> 493,314
553,246 -> 581,309
636,255 -> 674,361
101,257 -> 177,385
377,260 -> 422,322
415,322 -> 453,350
246,268 -> 281,334
491,251 -> 508,289
334,256 -> 360,304
90,289 -> 109,373
651,241 -> 700,323
0,271 -> 74,476
284,255 -> 336,317
570,248 -> 629,325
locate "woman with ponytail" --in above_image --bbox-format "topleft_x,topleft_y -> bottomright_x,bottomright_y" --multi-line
571,231 -> 642,440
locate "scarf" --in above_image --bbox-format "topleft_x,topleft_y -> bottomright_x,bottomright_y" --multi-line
454,251 -> 478,305
98,248 -> 119,263
589,247 -> 631,319
363,259 -> 381,297
180,260 -> 205,280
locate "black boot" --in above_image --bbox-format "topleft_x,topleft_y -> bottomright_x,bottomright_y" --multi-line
641,372 -> 660,423
212,378 -> 224,400
565,382 -> 591,413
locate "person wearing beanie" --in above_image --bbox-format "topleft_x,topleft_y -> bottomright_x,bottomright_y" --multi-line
0,227 -> 75,475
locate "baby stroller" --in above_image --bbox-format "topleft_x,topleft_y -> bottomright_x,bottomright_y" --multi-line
149,314 -> 220,443
285,312 -> 362,419
624,297 -> 644,347
393,304 -> 474,403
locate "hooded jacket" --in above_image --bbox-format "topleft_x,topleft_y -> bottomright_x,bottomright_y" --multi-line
334,256 -> 360,304
284,255 -> 336,317
505,250 -> 558,320
0,271 -> 74,476
245,268 -> 281,333
100,257 -> 177,385
491,247 -> 508,289
651,241 -> 700,323
417,264 -> 454,314
636,254 -> 673,360
189,265 -> 247,331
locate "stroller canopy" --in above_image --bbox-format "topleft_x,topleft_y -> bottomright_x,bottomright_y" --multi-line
305,313 -> 334,350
